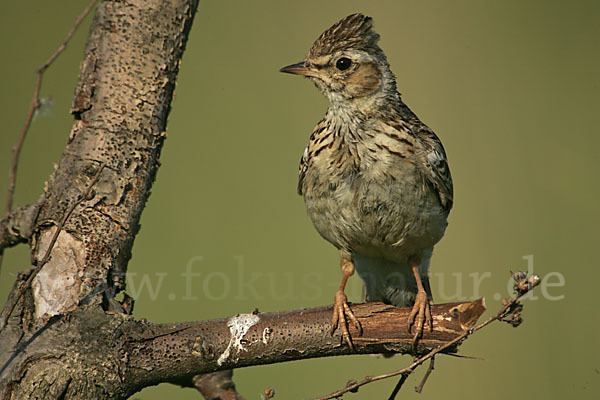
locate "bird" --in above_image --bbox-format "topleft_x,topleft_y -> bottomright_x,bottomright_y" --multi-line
280,13 -> 453,349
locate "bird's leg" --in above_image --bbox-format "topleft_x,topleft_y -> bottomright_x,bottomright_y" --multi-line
407,262 -> 433,347
331,252 -> 362,350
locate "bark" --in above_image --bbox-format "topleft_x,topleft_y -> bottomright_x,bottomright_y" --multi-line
0,1 -> 487,399
189,370 -> 246,400
1,0 -> 199,398
0,204 -> 40,251
1,287 -> 484,399
121,300 -> 485,385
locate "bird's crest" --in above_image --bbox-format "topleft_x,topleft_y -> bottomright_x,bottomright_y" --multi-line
309,14 -> 380,58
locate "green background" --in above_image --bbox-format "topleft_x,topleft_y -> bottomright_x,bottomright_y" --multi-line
1,0 -> 598,399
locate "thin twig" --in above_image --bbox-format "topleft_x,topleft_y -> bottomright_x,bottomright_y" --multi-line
4,0 -> 97,215
387,373 -> 408,400
0,0 -> 97,274
0,164 -> 105,331
311,274 -> 540,400
414,356 -> 435,393
444,353 -> 484,361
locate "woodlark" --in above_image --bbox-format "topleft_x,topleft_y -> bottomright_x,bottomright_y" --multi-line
281,14 -> 453,348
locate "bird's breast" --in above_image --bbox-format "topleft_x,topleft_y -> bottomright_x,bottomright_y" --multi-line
303,142 -> 447,260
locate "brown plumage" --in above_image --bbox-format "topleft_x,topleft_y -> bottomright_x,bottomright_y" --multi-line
281,13 -> 453,349
309,14 -> 381,58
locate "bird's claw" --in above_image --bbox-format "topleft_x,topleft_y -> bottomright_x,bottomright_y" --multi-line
331,290 -> 362,350
407,290 -> 433,348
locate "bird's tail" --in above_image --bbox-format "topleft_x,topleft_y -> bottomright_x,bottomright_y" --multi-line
353,249 -> 433,308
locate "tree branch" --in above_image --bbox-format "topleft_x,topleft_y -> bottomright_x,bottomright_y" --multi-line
4,0 -> 98,216
186,370 -> 246,400
0,203 -> 40,251
1,1 -> 201,397
121,300 -> 485,389
0,1 -> 542,399
0,165 -> 105,331
311,272 -> 541,400
0,0 -> 98,274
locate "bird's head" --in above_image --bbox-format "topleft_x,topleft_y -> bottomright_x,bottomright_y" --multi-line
280,14 -> 397,109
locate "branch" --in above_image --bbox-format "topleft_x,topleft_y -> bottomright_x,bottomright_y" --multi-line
0,165 -> 105,331
0,2 -> 539,399
0,0 -> 98,273
311,272 -> 541,400
187,370 -> 246,400
4,0 -> 98,216
0,203 -> 40,251
122,300 -> 485,389
0,2 -> 203,397
414,355 -> 435,393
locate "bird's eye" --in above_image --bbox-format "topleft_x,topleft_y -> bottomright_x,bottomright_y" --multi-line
336,57 -> 352,71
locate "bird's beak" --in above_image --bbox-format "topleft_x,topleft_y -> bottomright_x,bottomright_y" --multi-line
279,61 -> 315,77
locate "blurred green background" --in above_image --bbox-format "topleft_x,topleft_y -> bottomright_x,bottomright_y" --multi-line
1,0 -> 598,399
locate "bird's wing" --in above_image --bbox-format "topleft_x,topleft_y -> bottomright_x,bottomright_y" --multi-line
416,127 -> 454,211
298,118 -> 328,195
298,145 -> 309,195
382,115 -> 453,211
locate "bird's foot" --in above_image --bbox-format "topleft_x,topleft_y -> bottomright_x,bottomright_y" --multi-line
407,290 -> 433,347
331,289 -> 362,351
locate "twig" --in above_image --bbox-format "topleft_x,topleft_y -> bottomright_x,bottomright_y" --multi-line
4,0 -> 97,216
310,272 -> 541,400
387,373 -> 408,400
414,356 -> 435,393
190,370 -> 245,400
0,164 -> 105,331
0,0 -> 97,274
444,353 -> 484,360
0,204 -> 40,251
